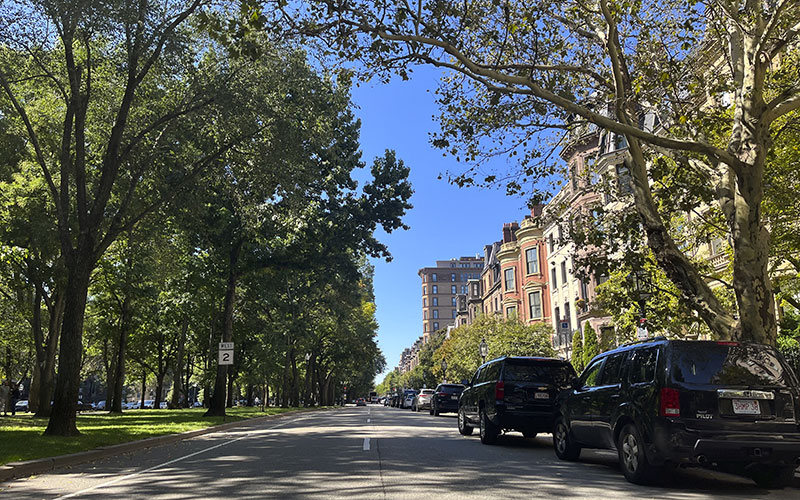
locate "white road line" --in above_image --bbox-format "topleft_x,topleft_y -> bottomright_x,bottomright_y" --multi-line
54,417 -> 296,500
363,437 -> 371,451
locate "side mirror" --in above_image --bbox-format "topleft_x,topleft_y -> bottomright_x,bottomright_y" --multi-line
461,379 -> 470,387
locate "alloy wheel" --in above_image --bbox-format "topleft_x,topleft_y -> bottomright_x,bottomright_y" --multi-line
555,423 -> 567,454
621,432 -> 639,473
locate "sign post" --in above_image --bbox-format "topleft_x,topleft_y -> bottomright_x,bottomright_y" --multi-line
218,342 -> 234,365
636,318 -> 649,340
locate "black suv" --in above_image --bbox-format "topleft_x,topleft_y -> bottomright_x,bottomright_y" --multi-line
554,338 -> 800,487
430,383 -> 465,415
458,356 -> 577,444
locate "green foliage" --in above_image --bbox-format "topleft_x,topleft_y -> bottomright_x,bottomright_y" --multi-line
582,322 -> 600,367
434,315 -> 555,383
571,330 -> 584,373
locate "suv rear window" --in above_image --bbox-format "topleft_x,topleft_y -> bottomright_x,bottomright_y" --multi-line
503,361 -> 575,388
670,342 -> 795,387
438,385 -> 463,394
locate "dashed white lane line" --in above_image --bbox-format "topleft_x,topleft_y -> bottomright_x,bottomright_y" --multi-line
363,437 -> 371,451
54,417 -> 296,500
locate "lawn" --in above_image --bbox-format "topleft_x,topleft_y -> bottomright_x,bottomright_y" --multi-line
0,406 -> 329,466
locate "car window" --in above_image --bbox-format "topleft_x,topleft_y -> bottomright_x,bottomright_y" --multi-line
670,342 -> 796,387
629,347 -> 658,385
581,359 -> 604,388
599,353 -> 625,386
503,362 -> 576,388
486,361 -> 502,382
472,367 -> 482,386
438,385 -> 464,394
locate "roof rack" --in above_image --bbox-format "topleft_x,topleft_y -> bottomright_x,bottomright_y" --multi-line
618,336 -> 667,348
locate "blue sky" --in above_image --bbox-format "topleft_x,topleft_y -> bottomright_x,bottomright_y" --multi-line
349,66 -> 535,381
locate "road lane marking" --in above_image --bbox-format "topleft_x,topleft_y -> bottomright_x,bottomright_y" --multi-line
53,417 -> 297,499
363,437 -> 370,450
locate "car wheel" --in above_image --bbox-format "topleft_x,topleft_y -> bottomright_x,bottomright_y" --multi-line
433,406 -> 440,416
458,408 -> 474,436
750,465 -> 796,489
429,406 -> 434,415
553,417 -> 581,461
479,408 -> 499,445
618,423 -> 659,485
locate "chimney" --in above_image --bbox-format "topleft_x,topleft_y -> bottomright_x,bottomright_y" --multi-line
502,222 -> 519,243
530,204 -> 545,218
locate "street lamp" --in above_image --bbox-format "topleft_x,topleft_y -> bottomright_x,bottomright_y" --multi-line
479,338 -> 488,363
628,269 -> 652,338
441,358 -> 448,383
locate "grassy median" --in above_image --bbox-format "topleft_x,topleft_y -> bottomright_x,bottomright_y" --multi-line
0,406 -> 331,466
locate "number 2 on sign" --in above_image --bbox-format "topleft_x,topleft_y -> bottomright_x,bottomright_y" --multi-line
219,349 -> 233,365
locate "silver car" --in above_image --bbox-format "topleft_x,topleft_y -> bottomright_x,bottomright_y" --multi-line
412,389 -> 435,412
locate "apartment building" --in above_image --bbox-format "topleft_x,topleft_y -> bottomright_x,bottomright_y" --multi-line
418,256 -> 483,343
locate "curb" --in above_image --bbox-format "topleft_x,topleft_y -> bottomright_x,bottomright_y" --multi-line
0,406 -> 340,483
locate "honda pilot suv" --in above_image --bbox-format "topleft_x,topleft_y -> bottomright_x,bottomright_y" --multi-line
458,356 -> 577,444
554,338 -> 800,487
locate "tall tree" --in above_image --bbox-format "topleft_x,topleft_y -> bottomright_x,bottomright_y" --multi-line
279,0 -> 800,345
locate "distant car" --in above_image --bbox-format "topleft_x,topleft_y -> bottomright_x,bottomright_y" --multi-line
94,400 -> 106,410
356,398 -> 367,406
403,393 -> 416,409
431,384 -> 465,416
126,401 -> 141,409
14,400 -> 29,413
159,401 -> 168,409
192,401 -> 203,408
143,399 -> 155,409
412,389 -> 435,412
77,401 -> 94,411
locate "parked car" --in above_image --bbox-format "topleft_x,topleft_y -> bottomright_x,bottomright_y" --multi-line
553,338 -> 800,487
143,399 -> 155,409
431,384 -> 465,415
400,389 -> 418,409
412,389 -> 435,412
94,400 -> 106,410
159,401 -> 168,409
14,400 -> 29,413
458,356 -> 577,444
76,400 -> 94,411
356,398 -> 367,406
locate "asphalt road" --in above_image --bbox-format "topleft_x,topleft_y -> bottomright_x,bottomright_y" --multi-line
2,404 -> 799,499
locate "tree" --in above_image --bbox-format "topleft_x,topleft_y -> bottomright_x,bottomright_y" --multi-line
281,0 -> 800,345
0,0 -> 256,435
582,322 -> 600,367
571,330 -> 584,373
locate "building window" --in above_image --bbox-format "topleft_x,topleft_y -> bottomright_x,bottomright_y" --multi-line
423,285 -> 427,295
495,297 -> 499,311
451,297 -> 457,306
525,247 -> 539,275
506,306 -> 517,318
423,310 -> 427,319
504,268 -> 516,291
580,278 -> 589,301
451,273 -> 456,281
561,260 -> 568,284
432,297 -> 438,306
616,163 -> 633,195
548,234 -> 555,252
557,224 -> 563,243
555,306 -> 560,321
551,266 -> 558,289
433,310 -> 439,319
564,302 -> 571,323
528,291 -> 542,319
424,323 -> 428,332
451,285 -> 457,294
432,285 -> 438,294
433,322 -> 439,330
423,274 -> 427,282
461,285 -> 468,294
432,273 -> 438,282
452,309 -> 457,319
423,298 -> 427,307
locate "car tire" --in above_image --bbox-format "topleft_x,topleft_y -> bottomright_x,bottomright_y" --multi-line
433,406 -> 440,416
617,423 -> 659,485
750,465 -> 796,489
429,406 -> 434,415
458,408 -> 474,436
553,417 -> 581,461
479,408 -> 499,445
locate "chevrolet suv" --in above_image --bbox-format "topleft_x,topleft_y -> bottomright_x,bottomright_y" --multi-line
458,356 -> 577,444
554,338 -> 800,487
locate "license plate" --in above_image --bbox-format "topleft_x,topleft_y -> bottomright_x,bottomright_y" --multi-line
732,399 -> 760,415
451,396 -> 458,400
534,392 -> 550,400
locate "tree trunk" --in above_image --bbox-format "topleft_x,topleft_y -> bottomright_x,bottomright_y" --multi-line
291,350 -> 300,407
205,239 -> 242,417
171,318 -> 187,408
44,263 -> 92,436
29,289 -> 44,415
110,294 -> 132,413
226,371 -> 235,408
155,372 -> 165,410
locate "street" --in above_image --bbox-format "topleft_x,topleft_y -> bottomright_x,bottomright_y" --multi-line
1,405 -> 798,499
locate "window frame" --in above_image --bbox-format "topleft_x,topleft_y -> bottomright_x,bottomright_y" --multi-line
525,247 -> 540,275
528,290 -> 543,319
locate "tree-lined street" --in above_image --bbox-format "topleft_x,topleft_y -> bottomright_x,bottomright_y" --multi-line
2,405 -> 797,499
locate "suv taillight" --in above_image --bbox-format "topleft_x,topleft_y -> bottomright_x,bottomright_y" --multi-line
495,381 -> 505,401
660,388 -> 680,417
437,392 -> 447,396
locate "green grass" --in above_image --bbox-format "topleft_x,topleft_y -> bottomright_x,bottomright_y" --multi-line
0,406 -> 330,466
